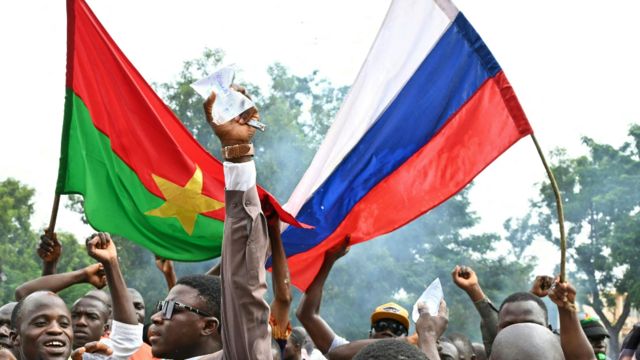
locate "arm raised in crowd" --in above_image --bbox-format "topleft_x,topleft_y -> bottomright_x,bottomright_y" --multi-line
155,256 -> 177,290
203,85 -> 272,359
264,202 -> 293,343
86,233 -> 142,359
297,236 -> 350,354
547,279 -> 596,360
451,265 -> 498,355
85,233 -> 137,325
14,263 -> 106,300
415,300 -> 448,360
36,230 -> 62,276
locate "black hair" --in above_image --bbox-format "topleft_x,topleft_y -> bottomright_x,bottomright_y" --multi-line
353,339 -> 428,360
10,301 -> 23,329
499,292 -> 548,320
176,275 -> 221,320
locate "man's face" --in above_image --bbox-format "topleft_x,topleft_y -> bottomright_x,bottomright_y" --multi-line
0,303 -> 16,350
588,335 -> 608,356
128,289 -> 145,324
498,300 -> 547,330
369,319 -> 407,339
14,293 -> 73,360
148,284 -> 212,359
71,297 -> 109,349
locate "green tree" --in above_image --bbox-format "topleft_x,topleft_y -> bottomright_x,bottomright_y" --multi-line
321,188 -> 535,341
0,178 -> 40,303
525,125 -> 640,358
0,179 -> 93,305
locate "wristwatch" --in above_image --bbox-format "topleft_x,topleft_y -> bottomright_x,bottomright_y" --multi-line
222,143 -> 254,160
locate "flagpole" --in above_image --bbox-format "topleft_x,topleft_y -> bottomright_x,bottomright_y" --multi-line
530,134 -> 567,283
47,194 -> 61,235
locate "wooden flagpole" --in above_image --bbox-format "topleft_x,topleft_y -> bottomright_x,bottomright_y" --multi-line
47,194 -> 61,235
531,134 -> 567,282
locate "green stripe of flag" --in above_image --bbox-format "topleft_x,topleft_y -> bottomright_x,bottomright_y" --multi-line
57,89 -> 224,261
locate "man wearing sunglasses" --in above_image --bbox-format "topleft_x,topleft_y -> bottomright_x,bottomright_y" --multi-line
369,303 -> 410,339
152,87 -> 271,360
149,275 -> 222,359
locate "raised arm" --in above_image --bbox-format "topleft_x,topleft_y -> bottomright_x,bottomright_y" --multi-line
296,236 -> 350,354
205,85 -> 272,359
86,233 -> 142,359
452,265 -> 498,355
155,256 -> 177,290
15,263 -> 106,300
264,203 -> 293,343
415,300 -> 448,360
86,233 -> 137,325
36,230 -> 62,276
548,279 -> 596,360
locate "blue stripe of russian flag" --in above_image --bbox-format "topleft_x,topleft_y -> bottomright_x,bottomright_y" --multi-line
280,13 -> 500,257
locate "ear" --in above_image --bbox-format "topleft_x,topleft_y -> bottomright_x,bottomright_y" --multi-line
103,321 -> 110,336
10,331 -> 19,347
201,317 -> 220,336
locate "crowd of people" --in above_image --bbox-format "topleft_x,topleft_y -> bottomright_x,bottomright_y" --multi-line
0,88 -> 639,360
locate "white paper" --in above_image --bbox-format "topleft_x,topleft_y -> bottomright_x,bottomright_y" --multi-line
412,278 -> 443,322
190,66 -> 254,124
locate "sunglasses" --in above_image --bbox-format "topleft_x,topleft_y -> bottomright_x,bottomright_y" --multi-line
372,319 -> 408,336
155,300 -> 212,320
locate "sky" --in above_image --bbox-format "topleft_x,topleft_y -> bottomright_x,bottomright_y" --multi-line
0,0 -> 638,275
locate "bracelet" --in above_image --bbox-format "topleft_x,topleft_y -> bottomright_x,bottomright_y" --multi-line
222,143 -> 254,160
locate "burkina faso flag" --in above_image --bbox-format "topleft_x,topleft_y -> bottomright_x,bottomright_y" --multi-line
57,0 -> 305,261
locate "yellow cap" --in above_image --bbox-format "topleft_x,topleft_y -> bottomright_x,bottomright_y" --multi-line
370,302 -> 410,330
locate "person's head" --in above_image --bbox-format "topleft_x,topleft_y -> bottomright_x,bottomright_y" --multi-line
580,318 -> 609,356
284,327 -> 307,360
498,292 -> 548,330
83,290 -> 111,310
11,291 -> 73,360
490,323 -> 563,360
448,333 -> 476,360
70,295 -> 110,349
439,337 -> 460,360
127,288 -> 145,324
149,274 -> 221,359
369,302 -> 410,339
472,343 -> 487,360
353,339 -> 427,360
0,302 -> 17,351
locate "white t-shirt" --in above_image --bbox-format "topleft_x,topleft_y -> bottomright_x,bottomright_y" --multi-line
99,320 -> 143,359
327,335 -> 350,353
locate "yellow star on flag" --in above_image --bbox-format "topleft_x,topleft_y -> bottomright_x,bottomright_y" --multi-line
145,165 -> 224,235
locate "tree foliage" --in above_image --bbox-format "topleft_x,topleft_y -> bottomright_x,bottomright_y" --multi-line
0,179 -> 94,305
512,125 -> 640,357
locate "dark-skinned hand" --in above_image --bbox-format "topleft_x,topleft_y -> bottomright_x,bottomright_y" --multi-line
70,341 -> 113,360
530,275 -> 554,297
203,84 -> 260,147
37,230 -> 62,263
85,232 -> 118,264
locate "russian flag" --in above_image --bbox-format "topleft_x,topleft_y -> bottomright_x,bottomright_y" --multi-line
281,0 -> 533,290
